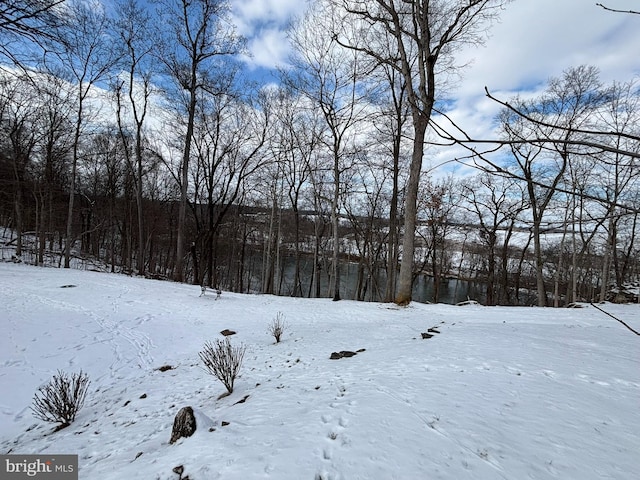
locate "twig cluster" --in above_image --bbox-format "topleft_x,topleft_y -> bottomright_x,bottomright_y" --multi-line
267,312 -> 288,343
198,339 -> 246,394
31,370 -> 90,426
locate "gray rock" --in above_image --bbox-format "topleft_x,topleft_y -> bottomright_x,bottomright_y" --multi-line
330,350 -> 360,359
170,406 -> 196,444
339,351 -> 357,357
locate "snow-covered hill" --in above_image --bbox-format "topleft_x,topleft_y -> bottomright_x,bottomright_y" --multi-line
1,262 -> 638,479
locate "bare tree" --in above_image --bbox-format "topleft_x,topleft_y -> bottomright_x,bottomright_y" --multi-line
32,71 -> 74,265
333,0 -> 509,305
286,1 -> 370,301
431,83 -> 640,217
461,173 -> 526,305
593,79 -> 640,297
80,129 -> 124,271
307,157 -> 333,298
416,176 -> 459,303
343,151 -> 391,301
269,88 -> 322,297
369,61 -> 410,302
113,0 -> 157,276
500,66 -> 604,306
158,0 -> 244,283
190,88 -> 270,288
52,1 -> 119,268
257,149 -> 284,296
0,72 -> 40,258
433,70 -> 639,303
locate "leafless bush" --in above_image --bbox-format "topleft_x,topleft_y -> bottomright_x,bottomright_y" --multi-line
198,339 -> 246,394
267,312 -> 287,343
31,370 -> 90,426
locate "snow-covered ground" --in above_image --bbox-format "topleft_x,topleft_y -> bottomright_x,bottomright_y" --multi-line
1,262 -> 638,480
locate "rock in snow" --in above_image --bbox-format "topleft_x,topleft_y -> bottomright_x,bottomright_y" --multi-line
170,406 -> 197,444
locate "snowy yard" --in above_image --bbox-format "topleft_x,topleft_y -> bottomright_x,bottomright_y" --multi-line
0,262 -> 638,479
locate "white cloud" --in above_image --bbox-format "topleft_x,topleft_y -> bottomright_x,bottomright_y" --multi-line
432,0 -> 640,171
231,0 -> 306,32
241,28 -> 291,70
456,0 -> 640,98
461,0 -> 639,93
232,0 -> 640,107
230,0 -> 309,69
228,0 -> 640,175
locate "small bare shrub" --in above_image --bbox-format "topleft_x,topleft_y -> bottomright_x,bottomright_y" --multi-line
31,370 -> 90,427
199,339 -> 246,394
268,312 -> 287,343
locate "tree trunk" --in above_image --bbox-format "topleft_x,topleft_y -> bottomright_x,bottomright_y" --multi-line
38,190 -> 45,265
64,130 -> 80,268
174,82 -> 198,283
188,241 -> 198,286
385,140 -> 400,302
330,150 -> 341,301
275,199 -> 283,296
532,220 -> 546,307
262,190 -> 277,294
135,138 -> 145,276
13,188 -> 23,258
292,206 -> 301,297
499,223 -> 515,304
395,116 -> 427,305
486,234 -> 496,306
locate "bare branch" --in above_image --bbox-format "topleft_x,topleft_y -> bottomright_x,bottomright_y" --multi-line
431,136 -> 640,214
485,87 -> 640,144
596,3 -> 640,15
0,0 -> 66,41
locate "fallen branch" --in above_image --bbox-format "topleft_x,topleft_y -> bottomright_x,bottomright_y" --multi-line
590,303 -> 640,336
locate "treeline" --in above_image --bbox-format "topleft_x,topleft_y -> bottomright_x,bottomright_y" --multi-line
0,1 -> 638,305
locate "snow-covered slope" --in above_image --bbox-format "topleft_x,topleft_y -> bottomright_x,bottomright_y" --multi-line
1,262 -> 638,479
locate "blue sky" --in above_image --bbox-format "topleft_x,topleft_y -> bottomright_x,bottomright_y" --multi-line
232,0 -> 640,171
229,0 -> 640,174
230,0 -> 309,71
233,0 -> 640,89
439,0 -> 640,168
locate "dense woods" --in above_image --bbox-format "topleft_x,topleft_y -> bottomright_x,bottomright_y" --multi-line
0,0 -> 638,305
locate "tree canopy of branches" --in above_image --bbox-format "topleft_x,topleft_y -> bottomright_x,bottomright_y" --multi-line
331,0 -> 510,305
158,0 -> 245,283
0,0 -> 638,309
286,1 -> 371,301
0,0 -> 66,66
